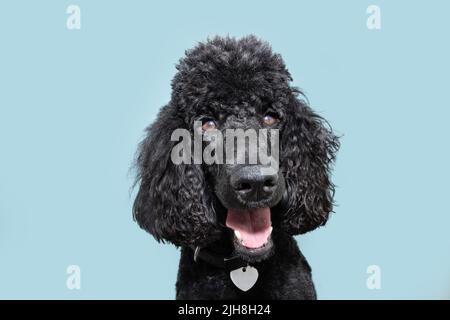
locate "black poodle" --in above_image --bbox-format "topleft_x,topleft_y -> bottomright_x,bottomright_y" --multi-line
133,35 -> 339,299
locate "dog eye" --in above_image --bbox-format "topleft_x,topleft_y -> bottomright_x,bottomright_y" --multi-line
263,113 -> 279,126
202,119 -> 217,131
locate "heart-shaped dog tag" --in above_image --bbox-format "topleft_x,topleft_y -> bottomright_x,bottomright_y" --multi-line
230,266 -> 258,291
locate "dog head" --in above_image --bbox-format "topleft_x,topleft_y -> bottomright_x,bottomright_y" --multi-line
133,36 -> 339,262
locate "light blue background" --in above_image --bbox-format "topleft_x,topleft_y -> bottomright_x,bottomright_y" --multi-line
1,0 -> 449,299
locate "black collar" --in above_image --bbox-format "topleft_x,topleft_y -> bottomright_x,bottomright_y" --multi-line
190,246 -> 248,271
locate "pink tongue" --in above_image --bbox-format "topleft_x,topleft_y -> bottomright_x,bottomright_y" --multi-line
226,207 -> 272,249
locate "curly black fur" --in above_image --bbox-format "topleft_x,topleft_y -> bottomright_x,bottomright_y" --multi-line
133,35 -> 339,299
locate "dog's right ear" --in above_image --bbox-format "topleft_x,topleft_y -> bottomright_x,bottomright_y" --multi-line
133,104 -> 219,247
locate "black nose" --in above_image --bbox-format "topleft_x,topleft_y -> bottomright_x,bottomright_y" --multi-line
230,166 -> 279,200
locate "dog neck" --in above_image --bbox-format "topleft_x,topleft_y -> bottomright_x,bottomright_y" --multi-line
190,246 -> 248,271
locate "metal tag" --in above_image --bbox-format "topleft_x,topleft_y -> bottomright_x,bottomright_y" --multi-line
229,266 -> 258,291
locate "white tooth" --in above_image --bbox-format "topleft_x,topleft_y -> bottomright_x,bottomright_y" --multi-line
268,226 -> 273,235
234,230 -> 242,240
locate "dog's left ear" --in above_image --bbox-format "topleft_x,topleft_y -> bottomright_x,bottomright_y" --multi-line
279,94 -> 340,234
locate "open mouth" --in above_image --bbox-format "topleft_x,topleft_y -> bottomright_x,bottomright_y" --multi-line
226,207 -> 273,249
